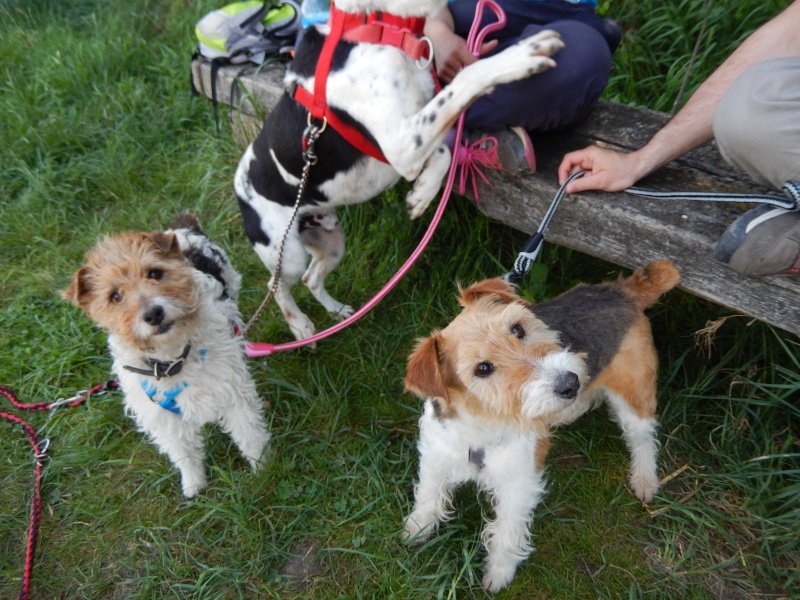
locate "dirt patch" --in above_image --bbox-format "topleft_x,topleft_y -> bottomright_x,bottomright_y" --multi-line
280,538 -> 324,590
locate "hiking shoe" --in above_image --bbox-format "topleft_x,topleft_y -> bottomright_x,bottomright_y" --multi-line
462,126 -> 536,175
714,204 -> 800,276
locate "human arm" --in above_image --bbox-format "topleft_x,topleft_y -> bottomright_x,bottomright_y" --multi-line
558,0 -> 800,193
424,5 -> 498,83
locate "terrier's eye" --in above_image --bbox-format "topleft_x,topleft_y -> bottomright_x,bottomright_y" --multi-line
147,268 -> 163,281
511,323 -> 526,340
474,362 -> 495,378
109,290 -> 122,304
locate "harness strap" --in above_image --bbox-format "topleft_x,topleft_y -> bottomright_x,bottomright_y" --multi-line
291,2 -> 432,163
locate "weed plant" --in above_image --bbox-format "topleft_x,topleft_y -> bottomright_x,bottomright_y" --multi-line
1,0 -> 797,598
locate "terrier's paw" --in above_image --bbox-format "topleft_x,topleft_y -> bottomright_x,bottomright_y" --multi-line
181,474 -> 207,498
629,469 -> 660,503
401,515 -> 437,544
482,563 -> 517,593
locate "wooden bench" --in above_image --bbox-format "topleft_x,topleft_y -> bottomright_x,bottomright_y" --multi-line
191,59 -> 800,335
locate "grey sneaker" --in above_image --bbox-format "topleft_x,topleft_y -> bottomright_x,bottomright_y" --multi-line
460,126 -> 536,174
714,204 -> 800,276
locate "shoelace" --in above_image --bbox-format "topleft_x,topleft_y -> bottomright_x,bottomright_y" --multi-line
455,136 -> 501,200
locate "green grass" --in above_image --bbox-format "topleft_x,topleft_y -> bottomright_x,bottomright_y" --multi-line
1,0 -> 798,598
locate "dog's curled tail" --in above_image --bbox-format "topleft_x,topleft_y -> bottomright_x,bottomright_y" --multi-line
623,259 -> 681,309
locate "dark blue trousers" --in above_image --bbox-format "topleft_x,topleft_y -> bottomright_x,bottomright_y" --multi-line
449,0 -> 618,132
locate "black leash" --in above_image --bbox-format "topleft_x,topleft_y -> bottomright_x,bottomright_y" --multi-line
505,170 -> 586,284
505,173 -> 800,285
625,180 -> 800,211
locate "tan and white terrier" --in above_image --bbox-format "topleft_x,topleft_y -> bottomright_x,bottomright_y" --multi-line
402,260 -> 680,592
63,213 -> 270,498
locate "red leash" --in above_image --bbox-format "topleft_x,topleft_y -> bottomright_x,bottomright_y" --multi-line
1,380 -> 119,600
246,0 -> 507,358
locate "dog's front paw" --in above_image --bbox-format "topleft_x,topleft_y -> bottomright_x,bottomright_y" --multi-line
482,563 -> 517,594
519,29 -> 564,58
181,473 -> 207,498
629,469 -> 659,503
404,144 -> 451,219
401,514 -> 437,544
497,30 -> 563,81
406,189 -> 436,220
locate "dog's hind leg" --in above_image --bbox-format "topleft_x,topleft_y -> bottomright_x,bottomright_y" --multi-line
253,227 -> 317,340
299,211 -> 354,320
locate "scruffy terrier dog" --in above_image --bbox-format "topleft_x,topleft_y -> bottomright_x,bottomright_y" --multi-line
63,214 -> 271,498
402,260 -> 680,592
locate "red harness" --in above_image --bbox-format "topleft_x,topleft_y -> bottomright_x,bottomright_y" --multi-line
291,3 -> 433,163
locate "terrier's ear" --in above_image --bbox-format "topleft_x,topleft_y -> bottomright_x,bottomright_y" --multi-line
148,232 -> 184,259
62,267 -> 92,309
405,332 -> 453,405
458,277 -> 526,308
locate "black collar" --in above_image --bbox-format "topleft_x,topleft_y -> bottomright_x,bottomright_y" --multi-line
123,344 -> 192,380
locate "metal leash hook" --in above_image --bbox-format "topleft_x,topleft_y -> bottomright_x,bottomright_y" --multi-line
505,170 -> 586,285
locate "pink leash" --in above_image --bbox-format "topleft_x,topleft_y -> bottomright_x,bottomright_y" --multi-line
246,0 -> 507,358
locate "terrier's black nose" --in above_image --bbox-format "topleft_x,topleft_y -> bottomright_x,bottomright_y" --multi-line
143,305 -> 165,326
553,371 -> 580,400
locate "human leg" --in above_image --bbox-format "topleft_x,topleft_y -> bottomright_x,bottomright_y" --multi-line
712,57 -> 800,276
462,20 -> 612,132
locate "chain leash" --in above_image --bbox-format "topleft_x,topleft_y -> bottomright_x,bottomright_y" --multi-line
243,119 -> 326,335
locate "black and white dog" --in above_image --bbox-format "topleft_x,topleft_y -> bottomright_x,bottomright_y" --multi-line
235,0 -> 563,340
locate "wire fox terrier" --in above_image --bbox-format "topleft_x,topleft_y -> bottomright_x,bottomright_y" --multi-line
402,260 -> 680,592
63,213 -> 270,498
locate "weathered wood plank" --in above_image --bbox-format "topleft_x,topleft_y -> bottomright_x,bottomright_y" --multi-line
190,59 -> 800,335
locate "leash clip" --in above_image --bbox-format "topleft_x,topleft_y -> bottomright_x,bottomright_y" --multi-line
35,438 -> 50,459
302,115 -> 327,164
48,390 -> 86,417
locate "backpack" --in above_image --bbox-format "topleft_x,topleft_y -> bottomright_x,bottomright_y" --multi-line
195,0 -> 302,64
193,0 -> 302,133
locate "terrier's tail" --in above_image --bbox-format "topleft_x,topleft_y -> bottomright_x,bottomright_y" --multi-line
622,259 -> 681,309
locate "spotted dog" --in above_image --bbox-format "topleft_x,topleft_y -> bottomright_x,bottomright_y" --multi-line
235,0 -> 564,340
402,260 -> 680,592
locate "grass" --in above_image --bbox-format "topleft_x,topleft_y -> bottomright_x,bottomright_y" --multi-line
1,0 -> 798,598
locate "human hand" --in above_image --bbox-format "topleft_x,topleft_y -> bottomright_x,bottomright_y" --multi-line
558,146 -> 644,194
427,21 -> 498,83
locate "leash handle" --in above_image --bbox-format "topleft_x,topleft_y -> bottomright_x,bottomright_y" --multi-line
625,179 -> 800,211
